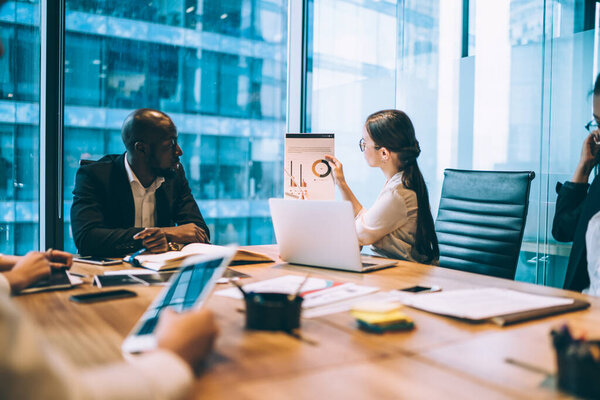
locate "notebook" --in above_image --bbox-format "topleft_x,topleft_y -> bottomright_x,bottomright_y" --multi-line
403,288 -> 589,326
127,243 -> 273,271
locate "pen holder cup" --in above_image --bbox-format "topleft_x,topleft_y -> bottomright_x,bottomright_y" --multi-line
555,340 -> 600,399
244,292 -> 303,332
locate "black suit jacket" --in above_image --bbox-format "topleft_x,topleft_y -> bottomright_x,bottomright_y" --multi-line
71,153 -> 209,257
552,174 -> 600,291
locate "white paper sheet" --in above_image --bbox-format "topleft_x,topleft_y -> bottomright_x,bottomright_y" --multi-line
215,275 -> 378,309
402,288 -> 574,320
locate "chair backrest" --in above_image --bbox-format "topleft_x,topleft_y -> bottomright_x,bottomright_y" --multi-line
435,169 -> 535,279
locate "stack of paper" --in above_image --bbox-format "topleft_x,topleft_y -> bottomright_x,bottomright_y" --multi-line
402,288 -> 574,321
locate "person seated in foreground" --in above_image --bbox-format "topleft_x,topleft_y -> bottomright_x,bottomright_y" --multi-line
552,73 -> 600,292
324,109 -> 439,264
0,250 -> 218,399
71,108 -> 210,257
0,4 -> 216,396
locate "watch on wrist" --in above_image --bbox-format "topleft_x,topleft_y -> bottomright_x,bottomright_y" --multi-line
168,242 -> 184,251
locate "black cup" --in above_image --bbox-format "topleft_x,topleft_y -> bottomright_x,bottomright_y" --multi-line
244,292 -> 303,332
555,341 -> 600,399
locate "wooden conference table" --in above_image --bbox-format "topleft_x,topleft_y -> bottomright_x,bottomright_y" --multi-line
15,245 -> 600,399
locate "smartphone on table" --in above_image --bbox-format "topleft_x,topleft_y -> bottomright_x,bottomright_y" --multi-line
74,256 -> 122,266
399,285 -> 441,293
69,289 -> 137,303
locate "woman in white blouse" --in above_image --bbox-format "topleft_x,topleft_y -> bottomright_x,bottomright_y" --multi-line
325,109 -> 439,264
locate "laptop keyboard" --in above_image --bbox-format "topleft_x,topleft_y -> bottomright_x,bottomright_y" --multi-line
134,258 -> 223,336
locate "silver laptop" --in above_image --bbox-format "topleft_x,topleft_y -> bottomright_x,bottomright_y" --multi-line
269,199 -> 398,272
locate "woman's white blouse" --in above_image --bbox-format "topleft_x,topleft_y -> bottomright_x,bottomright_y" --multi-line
354,172 -> 422,262
585,210 -> 600,296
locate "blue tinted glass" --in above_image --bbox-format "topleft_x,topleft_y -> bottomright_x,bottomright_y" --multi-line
63,0 -> 288,250
0,1 -> 40,254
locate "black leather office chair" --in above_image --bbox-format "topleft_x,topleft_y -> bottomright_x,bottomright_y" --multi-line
435,169 -> 535,279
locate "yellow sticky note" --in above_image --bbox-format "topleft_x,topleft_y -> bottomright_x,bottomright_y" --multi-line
350,310 -> 412,325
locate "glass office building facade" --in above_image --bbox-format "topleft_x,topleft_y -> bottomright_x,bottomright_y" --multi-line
0,0 -> 40,255
0,0 -> 287,253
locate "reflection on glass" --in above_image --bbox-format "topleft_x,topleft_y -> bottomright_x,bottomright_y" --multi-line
0,1 -> 40,254
306,0 -> 596,287
63,0 -> 287,251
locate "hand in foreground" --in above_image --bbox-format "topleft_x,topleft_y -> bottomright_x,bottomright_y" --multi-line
155,308 -> 218,370
46,249 -> 73,269
162,223 -> 209,244
3,252 -> 52,293
133,228 -> 169,253
324,154 -> 346,187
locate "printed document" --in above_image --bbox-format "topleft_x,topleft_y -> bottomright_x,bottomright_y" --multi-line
284,133 -> 335,200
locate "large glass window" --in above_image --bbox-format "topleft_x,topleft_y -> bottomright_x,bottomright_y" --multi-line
0,1 -> 40,254
63,0 -> 287,252
306,0 -> 598,287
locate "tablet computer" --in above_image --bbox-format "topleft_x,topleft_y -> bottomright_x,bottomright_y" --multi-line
121,248 -> 235,354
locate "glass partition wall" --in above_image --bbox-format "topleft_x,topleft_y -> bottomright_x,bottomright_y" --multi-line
305,0 -> 599,286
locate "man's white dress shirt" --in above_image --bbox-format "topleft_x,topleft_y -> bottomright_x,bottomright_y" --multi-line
124,154 -> 165,228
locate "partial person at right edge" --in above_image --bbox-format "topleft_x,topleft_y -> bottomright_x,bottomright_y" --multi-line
325,109 -> 439,265
71,109 -> 210,257
552,73 -> 600,292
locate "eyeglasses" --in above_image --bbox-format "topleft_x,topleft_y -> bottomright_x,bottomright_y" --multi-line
359,138 -> 381,152
585,120 -> 599,133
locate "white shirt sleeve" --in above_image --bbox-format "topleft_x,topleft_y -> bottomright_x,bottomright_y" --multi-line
78,351 -> 193,400
0,287 -> 193,400
355,188 -> 408,246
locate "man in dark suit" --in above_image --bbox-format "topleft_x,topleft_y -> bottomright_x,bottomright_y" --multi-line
71,109 -> 210,257
552,74 -> 600,291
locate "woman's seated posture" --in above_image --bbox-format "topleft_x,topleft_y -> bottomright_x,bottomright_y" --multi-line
325,109 -> 439,264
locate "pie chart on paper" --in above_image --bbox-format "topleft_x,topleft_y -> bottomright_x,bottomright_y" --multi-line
312,159 -> 331,178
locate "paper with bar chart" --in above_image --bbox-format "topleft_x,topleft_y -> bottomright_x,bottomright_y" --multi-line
284,133 -> 335,200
